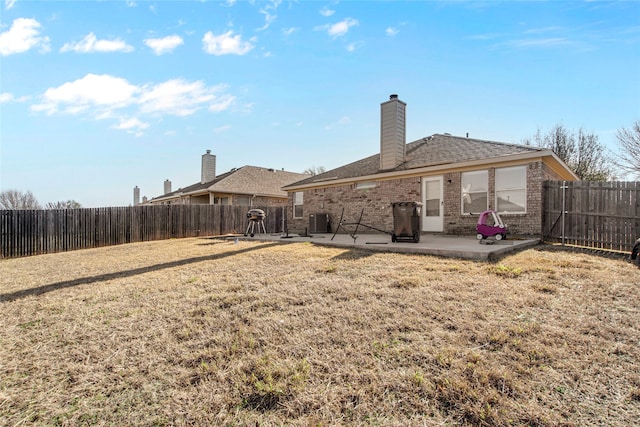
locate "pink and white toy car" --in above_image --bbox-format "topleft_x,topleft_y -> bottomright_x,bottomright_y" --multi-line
476,210 -> 507,241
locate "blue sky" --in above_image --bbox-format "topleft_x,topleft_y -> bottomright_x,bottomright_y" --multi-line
1,0 -> 639,207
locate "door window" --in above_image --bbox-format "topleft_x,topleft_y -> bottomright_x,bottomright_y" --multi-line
425,180 -> 440,217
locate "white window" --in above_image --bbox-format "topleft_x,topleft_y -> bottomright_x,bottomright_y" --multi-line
293,192 -> 303,218
355,181 -> 377,190
461,170 -> 488,214
496,166 -> 526,213
234,195 -> 251,206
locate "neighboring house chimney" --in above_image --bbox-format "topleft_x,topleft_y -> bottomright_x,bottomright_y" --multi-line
201,150 -> 216,184
164,179 -> 172,194
133,186 -> 140,206
380,94 -> 406,170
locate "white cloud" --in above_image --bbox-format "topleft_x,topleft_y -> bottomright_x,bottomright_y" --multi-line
282,27 -> 298,36
60,32 -> 134,53
0,92 -> 29,103
126,0 -> 136,6
346,41 -> 363,52
468,33 -> 501,41
319,7 -> 335,17
327,18 -> 358,38
144,35 -> 184,55
139,79 -> 217,116
257,0 -> 281,31
213,124 -> 232,133
0,92 -> 14,103
5,0 -> 16,10
524,26 -> 564,35
386,27 -> 399,37
208,94 -> 235,112
202,30 -> 255,55
31,74 -> 139,115
499,37 -> 572,49
112,117 -> 149,131
238,102 -> 254,114
0,18 -> 51,55
31,74 -> 236,135
325,116 -> 352,130
258,10 -> 277,31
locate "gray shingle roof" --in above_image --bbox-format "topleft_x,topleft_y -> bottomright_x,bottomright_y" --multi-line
209,166 -> 309,197
150,166 -> 309,201
285,133 -> 544,188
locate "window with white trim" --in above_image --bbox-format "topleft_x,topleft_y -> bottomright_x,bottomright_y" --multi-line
495,166 -> 526,213
461,170 -> 488,214
293,191 -> 304,218
234,195 -> 251,206
355,181 -> 377,190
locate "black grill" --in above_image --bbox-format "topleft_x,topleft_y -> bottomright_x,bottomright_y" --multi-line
245,209 -> 266,237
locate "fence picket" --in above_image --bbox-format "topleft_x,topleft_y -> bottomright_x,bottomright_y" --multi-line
543,180 -> 640,252
1,205 -> 286,259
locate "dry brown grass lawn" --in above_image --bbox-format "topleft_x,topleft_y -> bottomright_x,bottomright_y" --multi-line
1,237 -> 639,426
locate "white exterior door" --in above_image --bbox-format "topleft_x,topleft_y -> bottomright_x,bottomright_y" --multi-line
422,176 -> 443,232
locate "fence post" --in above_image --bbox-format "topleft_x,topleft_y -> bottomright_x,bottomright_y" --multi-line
561,181 -> 567,246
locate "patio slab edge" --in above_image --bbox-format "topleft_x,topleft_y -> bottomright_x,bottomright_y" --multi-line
231,233 -> 541,261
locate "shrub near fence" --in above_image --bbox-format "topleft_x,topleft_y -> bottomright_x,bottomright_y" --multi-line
543,180 -> 640,253
0,205 -> 285,259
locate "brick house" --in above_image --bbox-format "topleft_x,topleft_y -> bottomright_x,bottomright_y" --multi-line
143,150 -> 309,207
282,95 -> 578,237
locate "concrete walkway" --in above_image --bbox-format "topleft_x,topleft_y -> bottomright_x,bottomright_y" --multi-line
237,232 -> 540,261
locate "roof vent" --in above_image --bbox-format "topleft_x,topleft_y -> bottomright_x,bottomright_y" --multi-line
389,94 -> 398,100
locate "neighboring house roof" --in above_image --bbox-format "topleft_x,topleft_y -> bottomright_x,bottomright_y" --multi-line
284,133 -> 577,190
150,166 -> 309,202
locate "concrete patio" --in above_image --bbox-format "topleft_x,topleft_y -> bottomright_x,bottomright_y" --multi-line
237,232 -> 540,261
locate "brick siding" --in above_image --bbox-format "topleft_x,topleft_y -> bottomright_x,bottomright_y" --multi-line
287,161 -> 567,237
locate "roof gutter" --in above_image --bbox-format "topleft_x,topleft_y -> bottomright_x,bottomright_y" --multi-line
283,149 -> 578,191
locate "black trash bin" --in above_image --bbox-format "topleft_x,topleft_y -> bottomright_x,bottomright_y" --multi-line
391,202 -> 422,243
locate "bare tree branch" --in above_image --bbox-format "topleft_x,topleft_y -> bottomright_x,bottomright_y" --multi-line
614,120 -> 640,179
45,200 -> 82,209
303,166 -> 326,176
0,190 -> 42,209
526,123 -> 613,181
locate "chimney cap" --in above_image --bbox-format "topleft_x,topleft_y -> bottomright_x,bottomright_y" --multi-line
389,94 -> 398,100
206,149 -> 211,154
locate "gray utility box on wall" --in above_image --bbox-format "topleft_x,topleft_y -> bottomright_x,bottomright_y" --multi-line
309,213 -> 330,233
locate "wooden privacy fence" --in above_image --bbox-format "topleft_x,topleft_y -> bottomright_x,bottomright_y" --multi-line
543,180 -> 640,253
1,205 -> 286,259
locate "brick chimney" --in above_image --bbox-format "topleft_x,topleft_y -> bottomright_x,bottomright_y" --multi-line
164,179 -> 172,194
380,94 -> 406,170
201,150 -> 216,184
